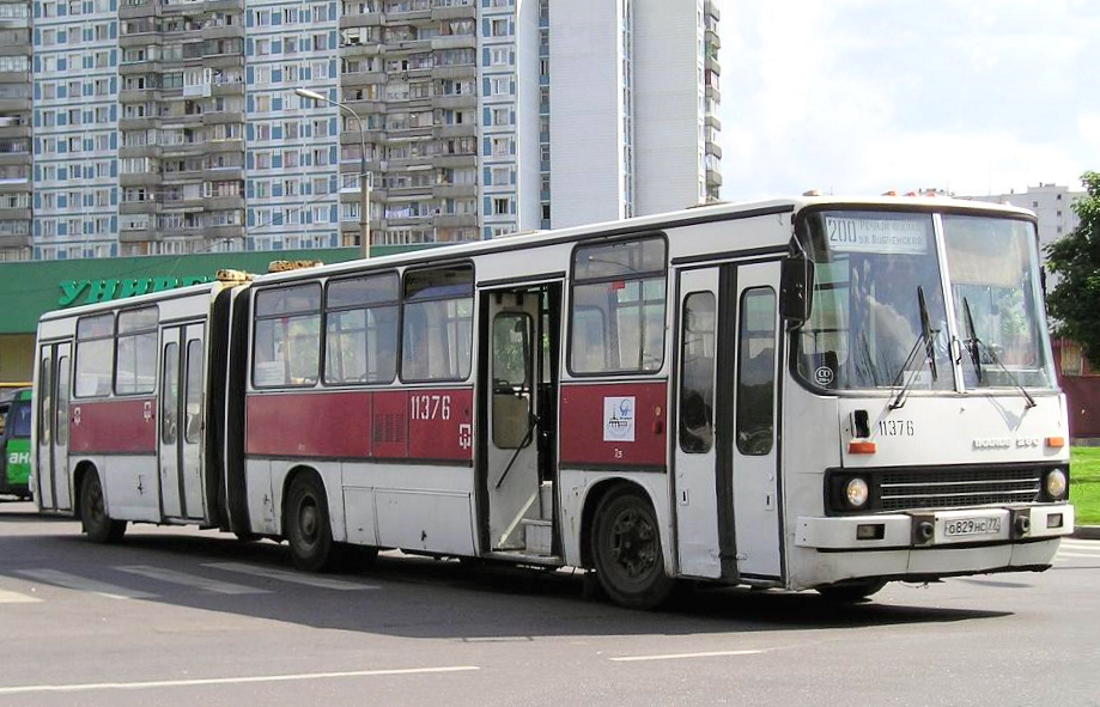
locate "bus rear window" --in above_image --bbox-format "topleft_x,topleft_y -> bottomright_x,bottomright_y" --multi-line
570,237 -> 667,375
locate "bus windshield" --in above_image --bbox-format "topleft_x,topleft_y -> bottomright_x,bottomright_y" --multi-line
794,209 -> 1053,392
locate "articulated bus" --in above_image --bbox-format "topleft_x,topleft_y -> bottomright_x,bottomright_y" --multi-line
31,197 -> 1073,608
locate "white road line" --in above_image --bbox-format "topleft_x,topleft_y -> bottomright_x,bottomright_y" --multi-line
1054,551 -> 1100,559
203,562 -> 380,590
1060,540 -> 1100,549
115,565 -> 271,595
15,569 -> 156,600
0,666 -> 480,696
610,650 -> 765,663
0,589 -> 40,604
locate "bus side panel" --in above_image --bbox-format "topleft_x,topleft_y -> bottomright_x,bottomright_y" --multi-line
559,382 -> 668,469
246,392 -> 373,459
69,398 -> 156,454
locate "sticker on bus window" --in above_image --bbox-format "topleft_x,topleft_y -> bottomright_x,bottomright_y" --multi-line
603,396 -> 636,443
825,216 -> 929,255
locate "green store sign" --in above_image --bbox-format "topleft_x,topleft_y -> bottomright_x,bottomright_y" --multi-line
58,276 -> 214,308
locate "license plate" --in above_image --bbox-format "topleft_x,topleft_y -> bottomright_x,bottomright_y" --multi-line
943,517 -> 1002,537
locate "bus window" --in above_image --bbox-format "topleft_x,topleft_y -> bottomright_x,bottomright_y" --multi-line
679,292 -> 716,454
38,356 -> 51,445
401,265 -> 474,382
162,342 -> 179,445
570,237 -> 667,374
736,288 -> 776,456
252,283 -> 322,388
184,339 -> 202,444
56,358 -> 69,445
492,312 -> 532,449
115,306 -> 158,395
75,313 -> 114,397
324,272 -> 399,385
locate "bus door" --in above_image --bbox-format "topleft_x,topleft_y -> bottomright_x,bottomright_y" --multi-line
159,323 -> 206,521
36,342 -> 73,511
729,261 -> 782,580
478,282 -> 561,555
673,268 -> 722,578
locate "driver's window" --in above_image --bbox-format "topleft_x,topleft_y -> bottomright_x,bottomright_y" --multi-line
492,312 -> 532,449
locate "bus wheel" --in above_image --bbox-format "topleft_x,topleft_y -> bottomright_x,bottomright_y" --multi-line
285,473 -> 339,573
591,487 -> 674,610
815,579 -> 887,603
80,470 -> 126,544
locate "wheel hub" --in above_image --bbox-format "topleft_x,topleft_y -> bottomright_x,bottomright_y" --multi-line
610,509 -> 657,579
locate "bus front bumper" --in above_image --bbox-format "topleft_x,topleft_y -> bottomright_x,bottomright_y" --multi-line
795,504 -> 1074,551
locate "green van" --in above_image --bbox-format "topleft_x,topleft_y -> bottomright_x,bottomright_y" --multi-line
0,388 -> 32,499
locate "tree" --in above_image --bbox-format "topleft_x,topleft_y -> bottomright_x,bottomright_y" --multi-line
1045,171 -> 1100,366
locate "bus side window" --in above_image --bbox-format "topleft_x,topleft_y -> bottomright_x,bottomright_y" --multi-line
736,288 -> 776,456
679,292 -> 716,454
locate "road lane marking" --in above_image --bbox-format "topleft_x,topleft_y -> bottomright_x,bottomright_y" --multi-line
610,650 -> 765,662
1053,551 -> 1100,558
15,569 -> 156,600
115,565 -> 271,595
0,589 -> 40,604
203,562 -> 379,590
0,666 -> 481,695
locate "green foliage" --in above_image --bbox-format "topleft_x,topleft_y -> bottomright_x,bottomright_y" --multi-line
1046,171 -> 1100,366
1071,446 -> 1100,525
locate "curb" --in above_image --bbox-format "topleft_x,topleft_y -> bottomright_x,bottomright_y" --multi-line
1072,526 -> 1100,540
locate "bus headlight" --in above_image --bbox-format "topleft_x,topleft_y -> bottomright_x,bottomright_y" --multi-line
1043,469 -> 1068,501
845,477 -> 870,508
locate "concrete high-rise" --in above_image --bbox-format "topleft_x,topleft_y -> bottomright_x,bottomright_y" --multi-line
13,0 -> 720,261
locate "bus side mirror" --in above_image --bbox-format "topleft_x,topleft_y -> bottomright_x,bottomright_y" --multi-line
780,254 -> 814,323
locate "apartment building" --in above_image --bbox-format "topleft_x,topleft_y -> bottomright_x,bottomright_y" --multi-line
0,0 -> 30,261
964,183 -> 1085,256
10,0 -> 719,261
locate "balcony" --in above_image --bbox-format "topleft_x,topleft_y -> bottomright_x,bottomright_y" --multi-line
119,200 -> 161,215
339,12 -> 382,28
201,24 -> 243,40
435,123 -> 475,138
119,227 -> 160,243
119,60 -> 162,75
705,56 -> 720,76
0,207 -> 30,221
119,88 -> 162,103
120,172 -> 163,187
202,165 -> 244,181
431,183 -> 475,199
0,97 -> 29,113
119,144 -> 162,159
204,53 -> 244,70
431,64 -> 475,80
432,213 -> 475,229
704,0 -> 720,20
341,70 -> 385,87
431,4 -> 475,20
0,125 -> 30,139
705,113 -> 721,130
119,1 -> 157,19
431,153 -> 475,168
706,84 -> 720,104
212,80 -> 244,96
0,232 -> 31,248
0,151 -> 29,167
432,93 -> 476,109
705,140 -> 722,159
705,168 -> 722,187
206,137 -> 244,152
202,110 -> 244,125
203,0 -> 244,12
430,35 -> 475,51
205,195 -> 244,211
205,224 -> 244,239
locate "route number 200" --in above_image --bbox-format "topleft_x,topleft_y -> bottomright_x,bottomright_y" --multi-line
410,394 -> 452,421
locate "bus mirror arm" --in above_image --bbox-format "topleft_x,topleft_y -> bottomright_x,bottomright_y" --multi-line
780,252 -> 814,323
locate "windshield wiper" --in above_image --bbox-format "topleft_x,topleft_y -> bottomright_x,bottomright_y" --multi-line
962,297 -> 983,384
960,296 -> 1036,409
889,286 -> 937,409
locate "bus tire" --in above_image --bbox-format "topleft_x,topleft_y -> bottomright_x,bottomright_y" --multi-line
590,486 -> 674,610
815,579 -> 887,602
80,470 -> 126,544
285,473 -> 340,573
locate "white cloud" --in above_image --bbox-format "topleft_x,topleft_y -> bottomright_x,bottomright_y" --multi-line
717,0 -> 1098,200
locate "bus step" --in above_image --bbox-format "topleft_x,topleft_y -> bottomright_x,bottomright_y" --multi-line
522,519 -> 553,556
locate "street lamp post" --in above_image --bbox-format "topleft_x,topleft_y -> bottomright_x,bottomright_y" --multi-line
295,87 -> 370,259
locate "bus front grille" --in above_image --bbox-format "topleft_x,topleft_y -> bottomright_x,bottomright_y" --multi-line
878,468 -> 1043,512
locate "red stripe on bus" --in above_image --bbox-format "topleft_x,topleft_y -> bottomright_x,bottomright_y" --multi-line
244,388 -> 474,462
559,382 -> 668,468
69,399 -> 157,455
246,393 -> 372,458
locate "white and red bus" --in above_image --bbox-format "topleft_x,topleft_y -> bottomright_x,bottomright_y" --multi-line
31,196 -> 1074,608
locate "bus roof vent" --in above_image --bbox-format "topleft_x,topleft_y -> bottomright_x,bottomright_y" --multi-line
216,269 -> 256,282
268,259 -> 324,273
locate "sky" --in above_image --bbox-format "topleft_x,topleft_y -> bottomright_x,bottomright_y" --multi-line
716,0 -> 1099,200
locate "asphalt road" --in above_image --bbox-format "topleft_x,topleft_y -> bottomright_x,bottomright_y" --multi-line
1,498 -> 1098,707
